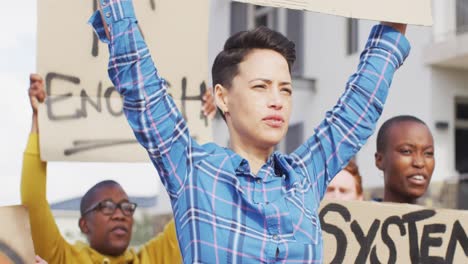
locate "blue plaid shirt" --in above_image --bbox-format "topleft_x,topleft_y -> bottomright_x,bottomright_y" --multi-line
90,1 -> 410,262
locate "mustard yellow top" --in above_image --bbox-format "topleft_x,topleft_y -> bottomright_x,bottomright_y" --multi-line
21,133 -> 182,264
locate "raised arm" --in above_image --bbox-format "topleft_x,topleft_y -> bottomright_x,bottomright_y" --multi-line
89,0 -> 197,196
291,23 -> 410,199
21,74 -> 72,262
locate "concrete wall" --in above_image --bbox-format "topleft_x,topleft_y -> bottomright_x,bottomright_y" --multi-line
431,67 -> 468,181
432,0 -> 457,41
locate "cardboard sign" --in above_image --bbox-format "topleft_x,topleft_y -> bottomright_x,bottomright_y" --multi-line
236,0 -> 432,26
320,200 -> 468,263
37,0 -> 211,162
0,206 -> 35,264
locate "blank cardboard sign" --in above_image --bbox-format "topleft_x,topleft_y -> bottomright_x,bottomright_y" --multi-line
235,0 -> 432,26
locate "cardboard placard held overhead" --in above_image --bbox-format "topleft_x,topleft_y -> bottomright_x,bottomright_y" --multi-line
235,0 -> 433,26
0,206 -> 35,264
320,200 -> 468,263
37,0 -> 211,162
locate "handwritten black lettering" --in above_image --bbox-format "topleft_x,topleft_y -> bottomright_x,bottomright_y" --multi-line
46,72 -> 81,121
79,83 -> 102,118
445,220 -> 468,263
64,139 -> 137,156
420,224 -> 446,264
369,247 -> 382,264
46,72 -> 124,120
370,215 -> 406,264
46,70 -> 207,155
401,210 -> 436,264
352,219 -> 381,263
0,240 -> 25,264
180,77 -> 208,126
104,86 -> 124,116
319,203 -> 351,264
319,204 -> 468,263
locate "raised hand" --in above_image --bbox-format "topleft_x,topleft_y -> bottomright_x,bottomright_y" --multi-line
29,74 -> 46,133
381,22 -> 407,35
29,74 -> 46,114
202,88 -> 216,120
34,255 -> 48,264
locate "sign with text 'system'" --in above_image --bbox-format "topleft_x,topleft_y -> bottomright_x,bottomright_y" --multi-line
320,200 -> 468,263
237,0 -> 432,26
37,0 -> 211,162
0,206 -> 35,264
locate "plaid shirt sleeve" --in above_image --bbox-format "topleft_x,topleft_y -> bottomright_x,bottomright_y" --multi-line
89,0 -> 193,197
290,25 -> 411,200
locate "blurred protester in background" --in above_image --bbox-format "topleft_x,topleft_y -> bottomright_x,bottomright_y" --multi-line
324,159 -> 364,201
375,115 -> 435,204
21,74 -> 215,263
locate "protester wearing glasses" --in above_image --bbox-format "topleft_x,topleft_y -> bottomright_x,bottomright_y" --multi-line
20,74 -> 187,263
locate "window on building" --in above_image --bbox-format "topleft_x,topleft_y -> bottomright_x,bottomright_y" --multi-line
230,2 -> 304,77
457,0 -> 468,34
230,2 -> 248,34
287,9 -> 304,77
456,97 -> 468,210
346,18 -> 359,55
253,5 -> 278,28
455,98 -> 468,173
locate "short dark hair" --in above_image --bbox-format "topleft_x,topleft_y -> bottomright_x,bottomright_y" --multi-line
376,115 -> 427,152
80,180 -> 121,216
212,26 -> 296,119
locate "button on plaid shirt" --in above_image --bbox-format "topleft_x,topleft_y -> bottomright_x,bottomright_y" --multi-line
90,1 -> 410,262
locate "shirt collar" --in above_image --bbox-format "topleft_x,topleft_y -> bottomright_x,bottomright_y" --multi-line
224,148 -> 244,172
225,148 -> 281,176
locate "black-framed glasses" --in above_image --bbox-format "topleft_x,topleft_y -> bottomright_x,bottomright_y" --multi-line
82,200 -> 137,216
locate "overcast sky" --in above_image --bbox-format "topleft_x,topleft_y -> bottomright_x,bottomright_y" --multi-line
0,1 -> 162,206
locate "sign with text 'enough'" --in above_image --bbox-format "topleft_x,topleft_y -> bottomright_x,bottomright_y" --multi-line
320,200 -> 468,263
37,0 -> 211,162
237,0 -> 432,26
